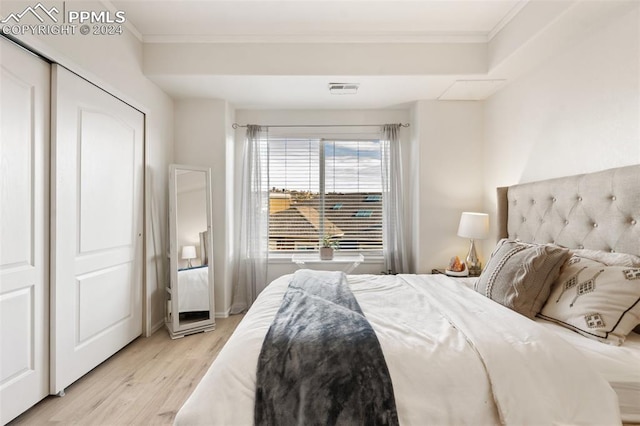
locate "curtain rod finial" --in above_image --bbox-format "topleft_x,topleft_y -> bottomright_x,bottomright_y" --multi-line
232,123 -> 239,129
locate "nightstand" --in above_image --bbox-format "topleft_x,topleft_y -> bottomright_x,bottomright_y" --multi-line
431,268 -> 481,277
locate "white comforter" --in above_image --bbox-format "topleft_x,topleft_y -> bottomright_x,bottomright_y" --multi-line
175,273 -> 621,425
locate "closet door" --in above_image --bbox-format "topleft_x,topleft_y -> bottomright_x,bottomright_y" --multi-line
51,65 -> 144,394
0,38 -> 50,423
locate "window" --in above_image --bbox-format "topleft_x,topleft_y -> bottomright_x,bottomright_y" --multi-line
267,137 -> 384,253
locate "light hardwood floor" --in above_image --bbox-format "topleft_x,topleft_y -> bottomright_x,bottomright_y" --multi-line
11,315 -> 244,425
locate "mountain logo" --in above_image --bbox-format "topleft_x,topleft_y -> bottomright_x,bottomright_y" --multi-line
1,3 -> 59,24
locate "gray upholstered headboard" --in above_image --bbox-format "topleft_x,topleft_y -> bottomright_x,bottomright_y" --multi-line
496,165 -> 640,257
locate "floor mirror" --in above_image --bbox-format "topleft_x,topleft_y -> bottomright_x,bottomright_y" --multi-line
166,164 -> 215,338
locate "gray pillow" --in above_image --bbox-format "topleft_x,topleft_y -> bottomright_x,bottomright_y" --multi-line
474,239 -> 571,319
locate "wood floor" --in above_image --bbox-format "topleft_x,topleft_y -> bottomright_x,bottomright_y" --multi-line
10,315 -> 244,425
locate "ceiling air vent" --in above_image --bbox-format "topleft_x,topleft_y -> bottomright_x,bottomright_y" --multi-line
328,82 -> 359,95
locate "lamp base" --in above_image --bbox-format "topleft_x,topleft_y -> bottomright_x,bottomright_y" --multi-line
467,266 -> 482,277
466,239 -> 482,277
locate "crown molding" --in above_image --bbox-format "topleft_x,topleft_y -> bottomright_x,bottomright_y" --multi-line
142,32 -> 490,44
488,0 -> 530,41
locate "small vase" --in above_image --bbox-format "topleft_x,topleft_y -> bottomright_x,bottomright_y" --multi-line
320,247 -> 334,260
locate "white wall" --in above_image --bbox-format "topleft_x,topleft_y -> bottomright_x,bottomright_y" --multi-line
234,109 -> 411,283
410,101 -> 485,273
174,99 -> 235,317
145,42 -> 486,76
223,102 -> 236,313
2,1 -> 175,335
483,4 -> 640,249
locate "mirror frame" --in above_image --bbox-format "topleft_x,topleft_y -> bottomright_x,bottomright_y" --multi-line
166,164 -> 215,338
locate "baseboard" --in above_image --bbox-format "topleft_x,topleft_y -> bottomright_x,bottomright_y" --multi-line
146,319 -> 165,336
215,308 -> 230,318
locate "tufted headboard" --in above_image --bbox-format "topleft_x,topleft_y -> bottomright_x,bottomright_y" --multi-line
496,165 -> 640,257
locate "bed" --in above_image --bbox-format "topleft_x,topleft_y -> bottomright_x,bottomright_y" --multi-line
175,164 -> 640,425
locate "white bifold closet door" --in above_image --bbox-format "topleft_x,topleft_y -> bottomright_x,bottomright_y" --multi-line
0,38 -> 51,424
51,65 -> 144,394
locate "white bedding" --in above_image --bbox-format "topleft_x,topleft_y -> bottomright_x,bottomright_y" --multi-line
178,266 -> 209,312
175,273 -> 622,425
450,276 -> 640,422
454,276 -> 640,423
537,320 -> 640,423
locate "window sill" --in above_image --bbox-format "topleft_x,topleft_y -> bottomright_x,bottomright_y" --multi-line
268,253 -> 384,264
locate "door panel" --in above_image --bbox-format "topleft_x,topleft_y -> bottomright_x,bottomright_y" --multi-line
79,109 -> 136,252
1,55 -> 35,269
0,37 -> 50,424
0,288 -> 34,381
77,263 -> 134,343
51,65 -> 144,394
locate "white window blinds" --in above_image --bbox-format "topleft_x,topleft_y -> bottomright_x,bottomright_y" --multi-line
267,137 -> 383,253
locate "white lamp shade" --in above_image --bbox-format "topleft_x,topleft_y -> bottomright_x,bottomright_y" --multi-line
181,245 -> 197,260
457,212 -> 489,240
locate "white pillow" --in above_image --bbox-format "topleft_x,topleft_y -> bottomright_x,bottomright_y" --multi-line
538,255 -> 640,345
570,249 -> 640,267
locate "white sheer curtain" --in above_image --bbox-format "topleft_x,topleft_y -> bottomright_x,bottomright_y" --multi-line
380,124 -> 408,273
231,125 -> 270,314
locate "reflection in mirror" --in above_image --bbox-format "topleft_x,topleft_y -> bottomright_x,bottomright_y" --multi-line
167,164 -> 215,338
176,169 -> 209,323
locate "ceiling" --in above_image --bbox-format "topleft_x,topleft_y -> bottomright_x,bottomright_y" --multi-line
110,0 -> 529,108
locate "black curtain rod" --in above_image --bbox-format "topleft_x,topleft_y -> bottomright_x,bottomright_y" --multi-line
231,123 -> 410,129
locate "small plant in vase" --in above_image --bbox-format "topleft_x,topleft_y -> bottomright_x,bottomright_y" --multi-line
320,235 -> 339,260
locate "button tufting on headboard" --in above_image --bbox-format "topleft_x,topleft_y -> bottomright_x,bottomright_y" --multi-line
496,165 -> 640,257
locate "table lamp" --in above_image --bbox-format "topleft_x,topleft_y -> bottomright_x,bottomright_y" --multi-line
457,212 -> 489,277
181,245 -> 197,268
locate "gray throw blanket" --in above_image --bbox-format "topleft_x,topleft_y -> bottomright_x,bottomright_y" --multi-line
255,270 -> 399,426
